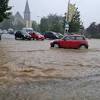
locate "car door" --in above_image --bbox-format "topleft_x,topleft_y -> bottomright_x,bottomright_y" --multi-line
69,36 -> 85,48
50,32 -> 57,39
32,32 -> 36,38
45,32 -> 51,39
60,36 -> 74,48
74,36 -> 85,48
60,36 -> 70,48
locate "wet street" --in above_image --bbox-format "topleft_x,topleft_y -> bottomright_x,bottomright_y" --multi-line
0,37 -> 100,100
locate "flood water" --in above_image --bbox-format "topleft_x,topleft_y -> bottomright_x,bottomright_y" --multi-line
0,37 -> 100,100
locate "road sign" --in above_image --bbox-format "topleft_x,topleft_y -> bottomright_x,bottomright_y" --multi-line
65,23 -> 69,31
65,24 -> 69,28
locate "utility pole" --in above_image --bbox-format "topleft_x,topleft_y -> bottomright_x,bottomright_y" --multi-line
67,0 -> 70,22
64,0 -> 70,35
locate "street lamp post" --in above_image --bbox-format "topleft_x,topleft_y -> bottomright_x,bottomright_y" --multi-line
37,16 -> 41,24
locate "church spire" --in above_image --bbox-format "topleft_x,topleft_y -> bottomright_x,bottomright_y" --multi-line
24,0 -> 30,13
24,0 -> 30,21
24,0 -> 32,28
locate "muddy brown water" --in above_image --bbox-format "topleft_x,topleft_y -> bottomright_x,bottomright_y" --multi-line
0,38 -> 100,100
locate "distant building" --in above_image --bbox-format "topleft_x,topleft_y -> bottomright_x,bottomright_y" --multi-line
14,0 -> 32,28
24,0 -> 30,21
24,0 -> 32,28
14,12 -> 25,25
0,0 -> 32,30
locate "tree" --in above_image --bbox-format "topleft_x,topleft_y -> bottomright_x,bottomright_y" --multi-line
0,0 -> 11,22
40,17 -> 48,33
97,24 -> 100,33
68,8 -> 81,33
86,22 -> 100,38
47,14 -> 64,33
32,20 -> 40,31
40,14 -> 64,34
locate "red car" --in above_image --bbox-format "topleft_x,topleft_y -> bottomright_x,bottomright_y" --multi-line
50,35 -> 88,49
29,31 -> 45,40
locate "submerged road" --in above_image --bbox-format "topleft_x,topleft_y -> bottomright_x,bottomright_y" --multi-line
0,38 -> 100,100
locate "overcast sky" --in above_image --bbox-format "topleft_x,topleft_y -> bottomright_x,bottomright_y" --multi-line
9,0 -> 100,28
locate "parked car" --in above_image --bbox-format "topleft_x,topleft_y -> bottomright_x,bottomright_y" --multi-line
50,34 -> 88,49
8,28 -> 14,34
44,31 -> 60,39
0,29 -> 2,40
56,32 -> 64,39
0,29 -> 2,34
29,31 -> 45,40
15,30 -> 31,40
2,30 -> 8,34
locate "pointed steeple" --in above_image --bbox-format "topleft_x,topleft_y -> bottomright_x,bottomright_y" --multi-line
24,0 -> 32,28
24,0 -> 30,13
24,0 -> 30,21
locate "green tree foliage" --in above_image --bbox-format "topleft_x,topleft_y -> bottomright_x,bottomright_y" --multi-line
69,8 -> 81,33
40,14 -> 64,34
32,20 -> 40,31
86,22 -> 100,38
40,17 -> 48,33
0,0 -> 12,22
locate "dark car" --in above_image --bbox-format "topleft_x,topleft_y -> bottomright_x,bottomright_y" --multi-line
44,31 -> 60,39
29,31 -> 45,40
56,32 -> 64,39
50,34 -> 88,49
15,31 -> 31,40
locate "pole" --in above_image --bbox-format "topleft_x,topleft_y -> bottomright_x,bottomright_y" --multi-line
64,0 -> 70,35
0,35 -> 1,40
67,0 -> 70,22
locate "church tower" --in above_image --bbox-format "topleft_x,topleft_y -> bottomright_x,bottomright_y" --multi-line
24,0 -> 32,28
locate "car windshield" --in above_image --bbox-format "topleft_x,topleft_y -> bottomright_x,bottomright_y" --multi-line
57,33 -> 64,38
52,32 -> 59,37
53,32 -> 57,35
26,29 -> 33,33
52,32 -> 63,38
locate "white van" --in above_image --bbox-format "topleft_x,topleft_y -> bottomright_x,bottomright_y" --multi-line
22,28 -> 33,33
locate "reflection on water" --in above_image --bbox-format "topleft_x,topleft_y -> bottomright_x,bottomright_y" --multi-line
0,39 -> 100,84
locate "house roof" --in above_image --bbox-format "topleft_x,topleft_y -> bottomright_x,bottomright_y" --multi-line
15,12 -> 23,20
